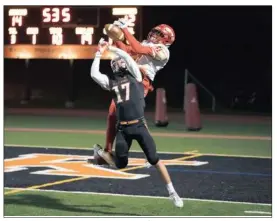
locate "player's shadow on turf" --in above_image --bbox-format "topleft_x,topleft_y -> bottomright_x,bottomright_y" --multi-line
4,194 -> 141,216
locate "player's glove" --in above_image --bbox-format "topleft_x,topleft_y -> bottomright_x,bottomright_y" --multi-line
113,15 -> 131,29
96,38 -> 109,57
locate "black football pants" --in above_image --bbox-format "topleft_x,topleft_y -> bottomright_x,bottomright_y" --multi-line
114,120 -> 160,169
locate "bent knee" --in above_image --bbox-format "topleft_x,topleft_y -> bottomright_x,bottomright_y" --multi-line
115,158 -> 128,169
148,155 -> 159,166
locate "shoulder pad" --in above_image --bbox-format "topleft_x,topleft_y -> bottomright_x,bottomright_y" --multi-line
152,45 -> 169,61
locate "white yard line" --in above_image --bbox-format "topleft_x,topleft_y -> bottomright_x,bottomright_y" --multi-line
4,187 -> 272,207
4,143 -> 272,159
244,211 -> 272,215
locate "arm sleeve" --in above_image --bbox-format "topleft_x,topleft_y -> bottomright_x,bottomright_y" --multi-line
109,46 -> 142,82
121,28 -> 155,57
90,52 -> 110,90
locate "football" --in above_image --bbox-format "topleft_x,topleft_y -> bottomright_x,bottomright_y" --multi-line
104,24 -> 125,41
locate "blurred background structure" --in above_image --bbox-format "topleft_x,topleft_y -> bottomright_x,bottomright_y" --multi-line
4,6 -> 272,114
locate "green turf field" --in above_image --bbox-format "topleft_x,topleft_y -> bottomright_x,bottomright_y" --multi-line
4,189 -> 272,216
4,114 -> 272,136
4,113 -> 272,216
4,114 -> 272,157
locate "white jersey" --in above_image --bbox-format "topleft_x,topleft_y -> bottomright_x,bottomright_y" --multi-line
136,41 -> 170,81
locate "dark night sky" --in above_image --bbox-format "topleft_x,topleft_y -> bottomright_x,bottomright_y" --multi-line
140,6 -> 272,109
4,6 -> 272,112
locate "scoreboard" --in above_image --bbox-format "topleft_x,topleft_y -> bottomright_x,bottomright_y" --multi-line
4,6 -> 142,59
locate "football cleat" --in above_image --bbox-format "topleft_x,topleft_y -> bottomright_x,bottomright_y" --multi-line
169,192 -> 184,208
87,144 -> 107,165
97,147 -> 116,167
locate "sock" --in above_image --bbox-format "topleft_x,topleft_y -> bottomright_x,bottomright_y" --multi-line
104,101 -> 117,153
166,182 -> 176,194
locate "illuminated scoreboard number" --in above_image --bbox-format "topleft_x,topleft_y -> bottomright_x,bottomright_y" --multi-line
8,8 -> 28,27
8,27 -> 17,44
40,7 -> 99,27
75,27 -> 94,45
26,27 -> 39,45
42,7 -> 71,24
49,27 -> 63,45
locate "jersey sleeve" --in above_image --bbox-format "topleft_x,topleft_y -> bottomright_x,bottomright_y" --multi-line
90,52 -> 110,90
108,46 -> 142,82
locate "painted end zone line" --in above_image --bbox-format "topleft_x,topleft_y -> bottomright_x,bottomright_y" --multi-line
4,187 -> 272,207
4,153 -> 201,196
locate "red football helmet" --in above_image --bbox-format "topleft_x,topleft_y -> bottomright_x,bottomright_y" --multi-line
147,24 -> 175,46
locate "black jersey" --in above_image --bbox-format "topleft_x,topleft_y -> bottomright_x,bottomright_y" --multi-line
109,72 -> 145,122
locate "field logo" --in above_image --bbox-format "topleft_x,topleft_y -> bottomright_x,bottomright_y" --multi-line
5,153 -> 208,180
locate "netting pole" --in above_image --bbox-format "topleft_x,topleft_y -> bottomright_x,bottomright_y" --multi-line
21,59 -> 31,104
183,69 -> 189,112
65,59 -> 75,108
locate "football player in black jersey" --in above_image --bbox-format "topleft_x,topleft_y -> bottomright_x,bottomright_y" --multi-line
90,39 -> 183,208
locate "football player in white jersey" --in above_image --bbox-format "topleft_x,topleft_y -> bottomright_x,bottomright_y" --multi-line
88,16 -> 175,164
113,16 -> 175,83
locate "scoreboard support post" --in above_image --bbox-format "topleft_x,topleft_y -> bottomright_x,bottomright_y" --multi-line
65,59 -> 75,108
21,59 -> 31,104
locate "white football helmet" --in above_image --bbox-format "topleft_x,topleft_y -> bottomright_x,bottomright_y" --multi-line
111,56 -> 127,73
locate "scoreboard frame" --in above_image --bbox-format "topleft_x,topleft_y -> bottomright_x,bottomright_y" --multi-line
4,45 -> 115,60
4,6 -> 142,59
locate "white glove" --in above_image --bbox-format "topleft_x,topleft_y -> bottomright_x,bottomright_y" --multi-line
113,15 -> 131,29
96,38 -> 109,56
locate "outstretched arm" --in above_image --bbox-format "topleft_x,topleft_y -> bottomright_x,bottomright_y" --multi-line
90,39 -> 110,90
108,45 -> 142,82
121,28 -> 155,56
114,41 -> 133,54
114,38 -> 153,57
113,17 -> 154,56
114,17 -> 169,60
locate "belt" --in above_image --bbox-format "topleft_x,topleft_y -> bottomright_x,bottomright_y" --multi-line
119,119 -> 139,125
